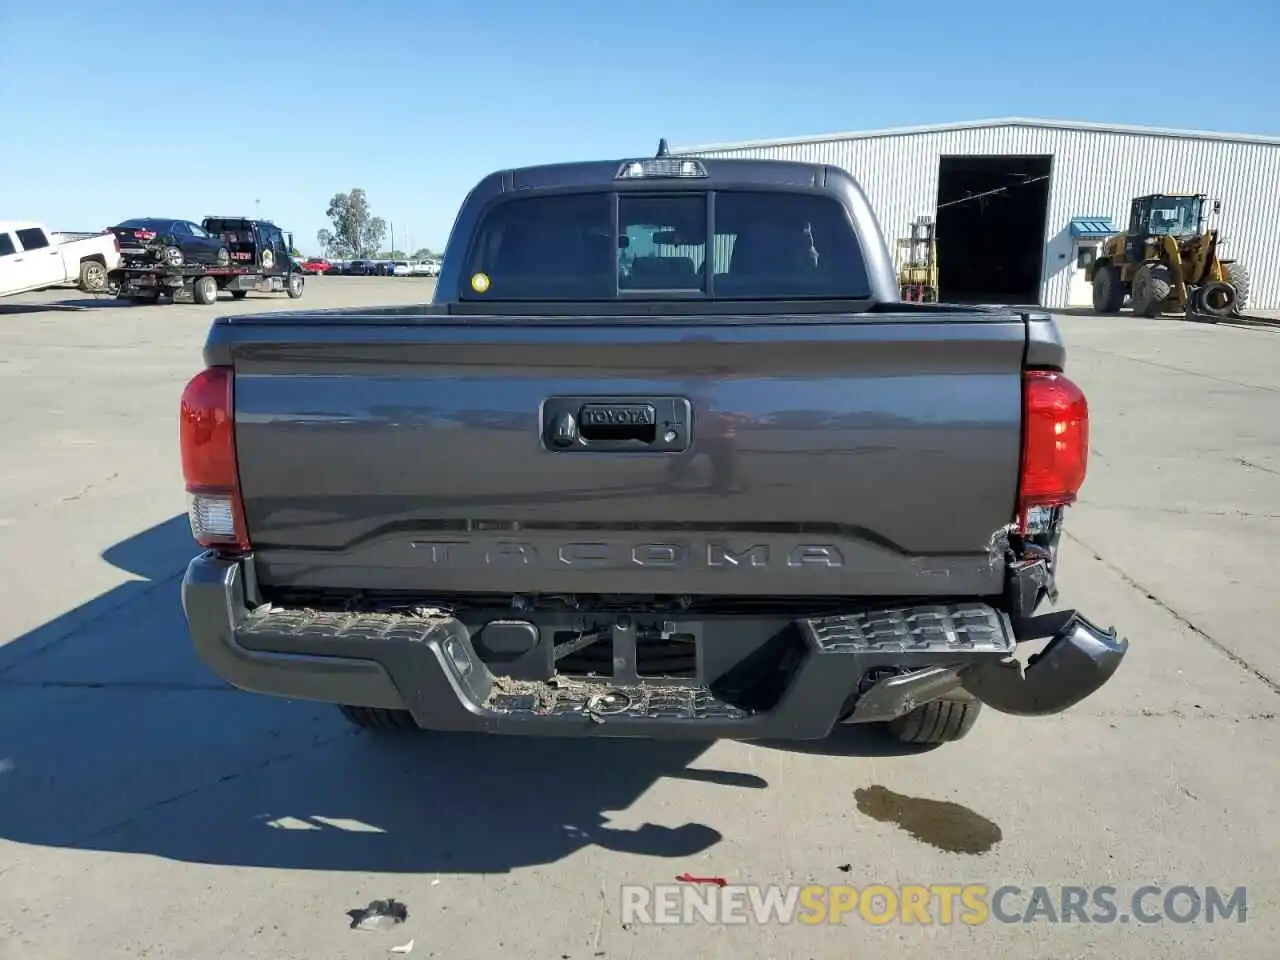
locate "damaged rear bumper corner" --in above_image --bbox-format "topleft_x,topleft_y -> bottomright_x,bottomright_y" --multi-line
959,609 -> 1128,717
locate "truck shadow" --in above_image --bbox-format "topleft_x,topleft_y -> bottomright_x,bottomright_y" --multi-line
0,296 -> 133,315
0,516 -> 751,875
0,515 -> 931,877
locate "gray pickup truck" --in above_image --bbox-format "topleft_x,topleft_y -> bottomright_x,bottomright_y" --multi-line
180,148 -> 1128,746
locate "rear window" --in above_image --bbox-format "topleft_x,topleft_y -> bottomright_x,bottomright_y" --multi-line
461,190 -> 869,300
203,219 -> 252,235
16,228 -> 49,251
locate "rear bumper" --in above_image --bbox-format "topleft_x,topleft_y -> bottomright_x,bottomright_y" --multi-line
183,554 -> 1128,739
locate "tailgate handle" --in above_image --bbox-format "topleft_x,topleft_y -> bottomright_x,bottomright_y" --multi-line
579,403 -> 656,444
543,397 -> 691,453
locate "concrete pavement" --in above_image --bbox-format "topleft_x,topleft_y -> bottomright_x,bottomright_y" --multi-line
0,281 -> 1277,959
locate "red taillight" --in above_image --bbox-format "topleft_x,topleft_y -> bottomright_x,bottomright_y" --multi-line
1018,370 -> 1089,522
135,230 -> 156,240
180,366 -> 250,553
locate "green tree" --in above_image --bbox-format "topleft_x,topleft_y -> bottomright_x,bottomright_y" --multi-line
317,188 -> 387,258
412,247 -> 440,261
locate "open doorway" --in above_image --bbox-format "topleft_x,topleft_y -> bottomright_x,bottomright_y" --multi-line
935,155 -> 1052,304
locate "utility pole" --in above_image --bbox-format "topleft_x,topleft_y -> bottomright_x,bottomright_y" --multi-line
390,221 -> 395,256
255,199 -> 261,218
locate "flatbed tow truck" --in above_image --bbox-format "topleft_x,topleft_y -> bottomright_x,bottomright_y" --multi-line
112,261 -> 305,305
110,215 -> 305,305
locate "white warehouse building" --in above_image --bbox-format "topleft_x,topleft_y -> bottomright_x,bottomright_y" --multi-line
677,117 -> 1280,310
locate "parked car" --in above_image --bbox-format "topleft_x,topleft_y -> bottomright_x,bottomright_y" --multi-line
301,258 -> 333,275
345,260 -> 369,275
177,151 -> 1128,746
391,260 -> 412,276
0,220 -> 121,298
110,217 -> 230,268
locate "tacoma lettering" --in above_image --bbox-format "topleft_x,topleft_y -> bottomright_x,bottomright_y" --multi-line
409,540 -> 845,569
707,543 -> 769,568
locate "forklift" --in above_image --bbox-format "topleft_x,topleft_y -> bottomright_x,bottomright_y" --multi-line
896,216 -> 939,302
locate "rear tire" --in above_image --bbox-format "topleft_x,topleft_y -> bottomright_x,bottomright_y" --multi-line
286,274 -> 304,299
230,290 -> 248,300
193,275 -> 218,305
78,259 -> 108,292
884,694 -> 982,745
1222,260 -> 1251,313
1091,264 -> 1124,313
338,704 -> 419,733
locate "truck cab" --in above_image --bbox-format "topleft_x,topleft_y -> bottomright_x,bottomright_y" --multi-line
0,223 -> 64,295
201,217 -> 297,275
0,221 -> 121,298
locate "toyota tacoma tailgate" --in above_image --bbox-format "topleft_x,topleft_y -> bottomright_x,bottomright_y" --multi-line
180,150 -> 1127,743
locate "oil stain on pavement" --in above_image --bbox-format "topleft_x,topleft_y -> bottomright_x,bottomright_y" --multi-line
854,785 -> 1002,854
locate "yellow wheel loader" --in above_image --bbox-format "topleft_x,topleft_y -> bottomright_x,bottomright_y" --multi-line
1085,194 -> 1251,322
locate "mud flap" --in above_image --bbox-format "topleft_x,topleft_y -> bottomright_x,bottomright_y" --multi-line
960,609 -> 1127,717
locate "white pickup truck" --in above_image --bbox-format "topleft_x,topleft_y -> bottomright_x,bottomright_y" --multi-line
0,221 -> 122,299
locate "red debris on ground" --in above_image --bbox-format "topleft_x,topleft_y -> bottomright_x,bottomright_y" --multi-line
675,873 -> 728,887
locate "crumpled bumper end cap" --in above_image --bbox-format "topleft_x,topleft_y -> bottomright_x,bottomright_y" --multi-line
961,612 -> 1127,717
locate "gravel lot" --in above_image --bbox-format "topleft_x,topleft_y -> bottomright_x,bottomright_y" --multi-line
1,277 -> 1277,959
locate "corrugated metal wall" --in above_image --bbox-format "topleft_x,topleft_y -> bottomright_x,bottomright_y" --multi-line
686,124 -> 1280,309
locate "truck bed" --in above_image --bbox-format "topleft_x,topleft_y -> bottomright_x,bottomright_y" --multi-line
208,303 -> 1062,601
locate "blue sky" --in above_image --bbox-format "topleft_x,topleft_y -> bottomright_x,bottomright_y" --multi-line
2,0 -> 1276,255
